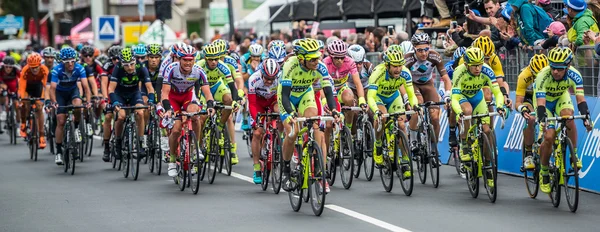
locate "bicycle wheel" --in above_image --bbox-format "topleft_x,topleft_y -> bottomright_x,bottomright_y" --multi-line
206,127 -> 220,184
244,130 -> 253,158
130,123 -> 141,181
481,133 -> 497,203
452,146 -> 462,176
309,141 -> 326,216
86,122 -> 93,157
271,129 -> 283,194
396,130 -> 414,196
78,119 -> 86,162
148,119 -> 156,173
222,124 -> 232,176
549,158 -> 561,208
465,159 -> 479,198
259,133 -> 270,191
427,124 -> 440,188
522,143 -> 539,199
154,121 -> 163,175
189,131 -> 201,194
379,128 -> 394,192
326,133 -> 337,187
46,115 -> 56,155
63,124 -> 71,173
288,144 -> 303,212
363,121 -> 375,181
111,135 -> 118,169
9,105 -> 16,145
69,121 -> 77,175
562,137 -> 579,212
415,151 -> 427,184
339,126 -> 354,189
122,126 -> 131,178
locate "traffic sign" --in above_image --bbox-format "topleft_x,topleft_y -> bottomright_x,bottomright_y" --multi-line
96,15 -> 120,41
0,15 -> 24,30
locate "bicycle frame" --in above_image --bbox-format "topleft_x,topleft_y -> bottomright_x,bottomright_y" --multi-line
289,116 -> 334,189
258,112 -> 280,170
460,112 -> 505,178
546,115 -> 587,185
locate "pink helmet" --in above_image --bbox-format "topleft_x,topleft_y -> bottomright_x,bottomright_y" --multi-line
0,51 -> 6,60
327,39 -> 348,57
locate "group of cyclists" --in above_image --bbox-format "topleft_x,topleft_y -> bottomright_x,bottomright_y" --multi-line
0,31 -> 593,212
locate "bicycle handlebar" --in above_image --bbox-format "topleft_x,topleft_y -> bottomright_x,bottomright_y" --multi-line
419,101 -> 446,107
546,115 -> 588,122
288,116 -> 335,138
376,110 -> 416,132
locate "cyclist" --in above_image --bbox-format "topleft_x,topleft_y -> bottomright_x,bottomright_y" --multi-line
404,33 -> 451,153
108,47 -> 156,160
535,47 -> 592,193
445,47 -> 466,147
0,56 -> 21,133
248,58 -> 281,184
100,45 -> 122,161
268,40 -> 287,66
134,44 -> 148,63
80,46 -> 102,134
367,49 -> 418,179
159,44 -> 215,177
278,38 -> 338,192
347,44 -> 373,96
241,44 -> 265,81
50,47 -> 93,165
399,41 -> 414,54
451,47 -> 506,188
159,42 -> 185,82
516,54 -> 547,170
196,43 -> 242,165
42,47 -> 58,139
142,44 -> 164,130
18,53 -> 49,148
215,39 -> 248,134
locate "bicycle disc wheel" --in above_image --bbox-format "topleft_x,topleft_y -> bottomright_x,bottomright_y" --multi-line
130,125 -> 141,181
340,126 -> 354,189
326,134 -> 337,187
363,121 -> 375,181
207,128 -> 220,184
309,141 -> 326,216
189,131 -> 201,194
522,143 -> 539,199
271,130 -> 283,194
379,129 -> 393,192
562,137 -> 579,212
428,125 -> 440,188
288,144 -> 303,212
396,131 -> 413,196
480,133 -> 497,203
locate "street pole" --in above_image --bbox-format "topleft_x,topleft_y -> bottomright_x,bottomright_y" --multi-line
226,0 -> 235,40
161,20 -> 165,48
32,0 -> 41,46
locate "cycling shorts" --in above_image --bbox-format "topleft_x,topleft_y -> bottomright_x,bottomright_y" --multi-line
169,90 -> 197,114
56,89 -> 81,114
534,91 -> 573,130
112,91 -> 144,107
372,90 -> 405,114
454,90 -> 490,124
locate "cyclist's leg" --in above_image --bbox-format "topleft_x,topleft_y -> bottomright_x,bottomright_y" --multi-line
456,93 -> 477,161
298,91 -> 321,168
251,97 -> 268,174
54,90 -> 72,163
556,92 -> 578,164
20,100 -> 30,138
408,84 -> 424,150
168,116 -> 183,176
340,85 -> 355,128
420,81 -> 442,142
388,92 -> 410,177
219,86 -> 238,159
539,100 -> 558,193
522,99 -> 536,168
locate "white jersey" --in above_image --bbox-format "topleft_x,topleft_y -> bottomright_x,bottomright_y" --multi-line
248,71 -> 278,99
162,62 -> 208,93
158,55 -> 173,79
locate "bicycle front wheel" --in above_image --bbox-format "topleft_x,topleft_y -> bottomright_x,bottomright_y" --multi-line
122,126 -> 131,178
427,124 -> 440,188
339,126 -> 354,189
396,130 -> 413,196
563,137 -> 579,212
309,141 -> 326,216
189,131 -> 201,194
522,143 -> 539,199
271,130 -> 283,194
481,133 -> 498,203
288,144 -> 303,212
363,121 -> 375,181
326,133 -> 337,187
379,128 -> 393,192
69,121 -> 77,175
130,124 -> 141,181
206,127 -> 220,184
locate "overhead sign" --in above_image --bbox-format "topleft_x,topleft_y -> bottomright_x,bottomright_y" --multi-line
0,15 -> 24,30
139,20 -> 177,47
209,2 -> 229,26
122,22 -> 149,45
97,15 -> 120,41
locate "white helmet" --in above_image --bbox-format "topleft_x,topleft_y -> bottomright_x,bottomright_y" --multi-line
249,44 -> 264,56
400,41 -> 414,54
347,44 -> 366,63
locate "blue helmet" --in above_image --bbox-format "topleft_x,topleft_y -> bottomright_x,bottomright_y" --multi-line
268,46 -> 287,63
60,47 -> 77,60
453,47 -> 467,61
133,44 -> 148,56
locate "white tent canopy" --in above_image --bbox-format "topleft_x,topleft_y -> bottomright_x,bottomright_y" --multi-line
236,0 -> 296,27
0,39 -> 31,51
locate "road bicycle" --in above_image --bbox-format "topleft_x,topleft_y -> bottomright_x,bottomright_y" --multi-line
257,112 -> 283,193
116,105 -> 149,180
412,101 -> 445,188
23,97 -> 44,161
57,105 -> 86,175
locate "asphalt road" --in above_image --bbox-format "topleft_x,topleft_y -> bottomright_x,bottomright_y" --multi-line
1,132 -> 600,232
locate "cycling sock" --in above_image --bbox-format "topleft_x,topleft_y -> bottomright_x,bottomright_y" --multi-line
284,160 -> 291,172
345,122 -> 352,130
170,154 -> 177,163
540,165 -> 549,175
524,146 -> 532,152
449,126 -> 456,135
103,139 -> 109,147
57,143 -> 63,154
253,163 -> 261,172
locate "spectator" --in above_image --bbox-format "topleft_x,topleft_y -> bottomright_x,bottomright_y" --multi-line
420,15 -> 435,28
369,27 -> 386,52
497,4 -> 522,50
291,20 -> 306,39
433,0 -> 452,27
508,0 -> 553,46
192,38 -> 204,50
537,0 -> 560,20
449,11 -> 488,47
326,36 -> 340,46
356,33 -> 366,47
332,30 -> 341,39
282,33 -> 292,44
211,29 -> 221,42
468,0 -> 505,48
537,22 -> 567,49
242,37 -> 252,47
347,34 -> 358,45
564,0 -> 600,47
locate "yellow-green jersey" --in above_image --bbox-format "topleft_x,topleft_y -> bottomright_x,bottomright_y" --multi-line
222,55 -> 241,81
195,59 -> 233,86
366,63 -> 418,113
451,63 -> 505,115
534,66 -> 584,102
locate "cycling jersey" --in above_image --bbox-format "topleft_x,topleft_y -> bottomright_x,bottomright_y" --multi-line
43,62 -> 57,83
404,50 -> 447,84
51,63 -> 88,91
248,71 -> 279,121
83,60 -> 104,78
241,53 -> 266,76
515,67 -> 535,99
445,60 -> 456,80
323,56 -> 358,90
102,62 -> 117,77
458,53 -> 504,78
450,64 -> 505,116
143,60 -> 161,83
534,66 -> 584,102
366,63 -> 418,113
222,55 -> 241,80
158,55 -> 173,79
162,62 -> 208,93
0,66 -> 20,93
348,61 -> 373,90
195,59 -> 233,87
19,65 -> 49,98
110,63 -> 150,93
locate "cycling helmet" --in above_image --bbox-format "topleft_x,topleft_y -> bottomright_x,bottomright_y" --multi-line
60,47 -> 77,60
383,49 -> 405,66
75,43 -> 84,52
80,45 -> 95,57
547,47 -> 573,67
133,44 -> 148,57
386,44 -> 403,53
177,44 -> 197,59
97,54 -> 109,64
213,39 -> 229,52
327,39 -> 348,57
472,36 -> 495,57
463,47 -> 485,66
317,40 -> 325,49
41,47 -> 57,58
347,45 -> 366,63
249,44 -> 264,57
295,38 -> 321,58
411,33 -> 431,45
147,43 -> 162,56
170,42 -> 186,54
108,46 -> 122,59
120,47 -> 134,63
453,47 -> 467,61
261,58 -> 280,79
27,53 -> 42,67
2,56 -> 16,66
203,44 -> 221,58
529,54 -> 548,74
399,41 -> 414,54
269,40 -> 285,49
268,45 -> 287,63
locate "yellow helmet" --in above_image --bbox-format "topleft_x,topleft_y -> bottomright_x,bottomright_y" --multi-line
383,49 -> 405,66
203,44 -> 221,58
472,36 -> 495,57
212,39 -> 227,56
295,38 -> 321,59
463,47 -> 484,66
529,54 -> 548,74
547,47 -> 573,67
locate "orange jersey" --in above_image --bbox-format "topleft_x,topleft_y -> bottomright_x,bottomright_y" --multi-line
19,65 -> 49,98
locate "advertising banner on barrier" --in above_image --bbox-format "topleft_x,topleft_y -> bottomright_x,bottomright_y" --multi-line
436,92 -> 600,192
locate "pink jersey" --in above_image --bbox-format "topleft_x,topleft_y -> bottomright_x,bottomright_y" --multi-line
323,56 -> 358,90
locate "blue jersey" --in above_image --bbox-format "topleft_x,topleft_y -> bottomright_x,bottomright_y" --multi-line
445,60 -> 455,81
51,63 -> 88,91
240,52 -> 267,75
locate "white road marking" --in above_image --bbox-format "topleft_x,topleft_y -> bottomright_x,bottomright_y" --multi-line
230,171 -> 254,183
93,135 -> 102,140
